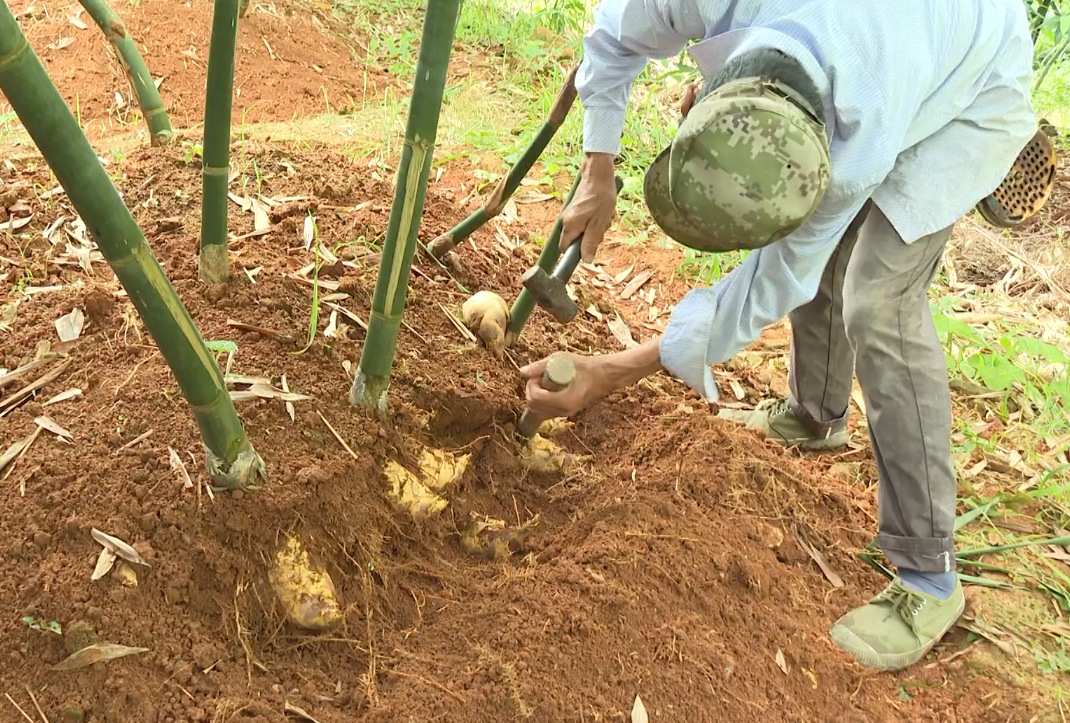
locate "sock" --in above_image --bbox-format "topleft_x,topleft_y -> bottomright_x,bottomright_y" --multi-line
899,569 -> 957,600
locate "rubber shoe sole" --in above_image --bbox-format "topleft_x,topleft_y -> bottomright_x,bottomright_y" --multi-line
829,594 -> 965,672
772,427 -> 850,451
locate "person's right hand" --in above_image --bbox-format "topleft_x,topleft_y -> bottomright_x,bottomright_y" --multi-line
680,82 -> 699,117
560,153 -> 618,265
520,353 -> 611,420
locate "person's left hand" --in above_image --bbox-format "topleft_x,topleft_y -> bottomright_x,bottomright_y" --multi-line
520,353 -> 610,419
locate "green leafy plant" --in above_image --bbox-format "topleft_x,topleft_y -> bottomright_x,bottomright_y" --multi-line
23,617 -> 61,635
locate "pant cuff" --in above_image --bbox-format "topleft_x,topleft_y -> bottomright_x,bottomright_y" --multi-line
789,396 -> 848,437
878,533 -> 956,573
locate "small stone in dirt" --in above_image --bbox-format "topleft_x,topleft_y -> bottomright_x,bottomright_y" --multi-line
83,289 -> 115,322
320,260 -> 346,278
204,284 -> 228,304
174,661 -> 194,685
191,642 -> 226,671
64,620 -> 97,655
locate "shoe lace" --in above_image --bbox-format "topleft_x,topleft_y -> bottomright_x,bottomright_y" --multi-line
874,581 -> 927,632
765,398 -> 793,420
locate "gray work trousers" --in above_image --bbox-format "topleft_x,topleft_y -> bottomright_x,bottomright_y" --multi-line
788,201 -> 956,573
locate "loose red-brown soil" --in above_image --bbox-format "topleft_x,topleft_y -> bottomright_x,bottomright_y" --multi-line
13,0 -> 380,139
0,140 -> 1047,722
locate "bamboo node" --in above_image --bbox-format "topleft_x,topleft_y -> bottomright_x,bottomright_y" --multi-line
0,35 -> 28,69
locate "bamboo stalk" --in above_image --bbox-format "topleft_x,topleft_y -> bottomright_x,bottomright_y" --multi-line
198,0 -> 241,284
77,0 -> 173,146
505,172 -> 582,340
426,65 -> 578,260
0,2 -> 264,488
350,0 -> 462,411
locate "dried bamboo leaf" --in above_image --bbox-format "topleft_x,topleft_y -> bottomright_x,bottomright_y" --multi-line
0,214 -> 32,232
35,415 -> 72,440
52,643 -> 149,671
91,548 -> 117,581
252,199 -> 271,232
631,695 -> 648,723
42,388 -> 82,406
55,308 -> 84,342
620,270 -> 652,300
91,529 -> 148,567
607,313 -> 637,349
169,447 -> 193,489
0,434 -> 34,473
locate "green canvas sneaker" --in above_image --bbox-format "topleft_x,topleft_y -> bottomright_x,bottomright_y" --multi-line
717,398 -> 848,450
830,577 -> 965,671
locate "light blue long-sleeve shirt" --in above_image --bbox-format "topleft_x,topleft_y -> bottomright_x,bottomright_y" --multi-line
577,0 -> 1037,400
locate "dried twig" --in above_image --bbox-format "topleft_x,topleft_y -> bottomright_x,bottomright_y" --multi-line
0,360 -> 72,417
316,411 -> 358,461
112,429 -> 153,456
4,694 -> 34,723
0,354 -> 61,390
226,319 -> 295,343
24,685 -> 49,723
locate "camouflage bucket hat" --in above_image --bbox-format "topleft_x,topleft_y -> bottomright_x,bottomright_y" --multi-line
644,77 -> 831,252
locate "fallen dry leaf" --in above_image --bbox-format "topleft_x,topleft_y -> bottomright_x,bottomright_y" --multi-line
514,189 -> 554,204
284,702 -> 323,722
500,197 -> 519,224
52,643 -> 149,671
92,547 -> 117,581
169,447 -> 193,489
585,305 -> 603,321
68,11 -> 88,29
35,415 -> 72,440
91,528 -> 149,567
323,309 -> 341,339
281,374 -> 296,423
0,434 -> 35,473
631,695 -> 648,723
607,313 -> 637,349
613,264 -> 634,284
621,270 -> 652,300
42,388 -> 82,406
775,649 -> 789,674
252,198 -> 271,232
55,308 -> 84,342
303,216 -> 315,250
243,266 -> 262,284
46,36 -> 75,50
0,214 -> 33,232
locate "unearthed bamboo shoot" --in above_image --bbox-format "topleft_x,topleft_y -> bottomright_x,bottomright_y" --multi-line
0,2 -> 264,488
427,66 -> 578,259
350,0 -> 462,410
506,173 -> 582,340
77,0 -> 173,146
199,0 -> 241,284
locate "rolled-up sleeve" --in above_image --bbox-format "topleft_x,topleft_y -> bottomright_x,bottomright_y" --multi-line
578,0 -> 705,155
659,192 -> 873,401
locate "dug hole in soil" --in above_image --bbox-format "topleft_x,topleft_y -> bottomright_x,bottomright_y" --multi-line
0,1 -> 1046,722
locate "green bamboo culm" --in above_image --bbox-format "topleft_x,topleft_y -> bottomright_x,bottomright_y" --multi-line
198,0 -> 241,284
426,65 -> 578,260
505,173 -> 582,340
76,0 -> 173,146
350,0 -> 462,411
0,1 -> 264,489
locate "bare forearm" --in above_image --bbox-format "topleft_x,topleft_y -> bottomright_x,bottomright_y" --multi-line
598,336 -> 664,392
